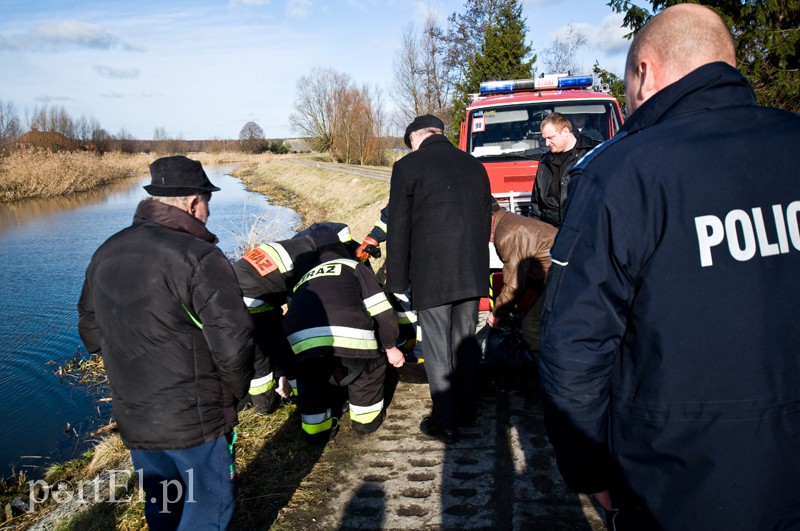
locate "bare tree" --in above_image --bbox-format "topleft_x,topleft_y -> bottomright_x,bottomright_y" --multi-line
331,84 -> 386,165
392,14 -> 451,131
239,121 -> 265,153
0,99 -> 21,155
27,104 -> 76,138
541,24 -> 588,75
289,68 -> 352,152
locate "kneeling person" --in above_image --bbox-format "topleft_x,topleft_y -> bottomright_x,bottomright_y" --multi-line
282,227 -> 404,443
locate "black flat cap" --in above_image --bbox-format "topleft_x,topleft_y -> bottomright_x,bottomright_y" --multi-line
404,114 -> 445,148
144,156 -> 220,197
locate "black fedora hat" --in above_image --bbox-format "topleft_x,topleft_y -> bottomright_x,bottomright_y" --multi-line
144,156 -> 221,197
403,114 -> 445,148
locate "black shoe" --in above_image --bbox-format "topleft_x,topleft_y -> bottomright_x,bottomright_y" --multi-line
419,416 -> 460,444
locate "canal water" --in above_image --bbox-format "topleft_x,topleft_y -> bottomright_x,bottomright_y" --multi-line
0,165 -> 299,478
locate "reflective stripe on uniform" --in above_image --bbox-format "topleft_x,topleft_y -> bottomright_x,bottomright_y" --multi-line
349,400 -> 384,425
288,379 -> 299,396
249,372 -> 275,395
396,310 -> 417,325
363,292 -> 393,316
337,226 -> 353,242
287,326 -> 378,354
293,259 -> 358,292
374,219 -> 387,232
302,409 -> 333,435
260,243 -> 294,274
243,297 -> 275,314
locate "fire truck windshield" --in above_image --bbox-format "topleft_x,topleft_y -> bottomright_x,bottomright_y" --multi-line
467,100 -> 621,159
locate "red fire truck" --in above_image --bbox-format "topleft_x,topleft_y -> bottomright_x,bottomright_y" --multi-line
460,74 -> 625,312
459,74 -> 624,215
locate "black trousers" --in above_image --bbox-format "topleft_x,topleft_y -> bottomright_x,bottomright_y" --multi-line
417,298 -> 481,430
297,356 -> 387,441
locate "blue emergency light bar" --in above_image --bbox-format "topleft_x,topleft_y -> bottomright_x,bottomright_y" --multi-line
479,75 -> 593,95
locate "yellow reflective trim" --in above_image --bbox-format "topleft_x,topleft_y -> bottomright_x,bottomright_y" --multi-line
337,226 -> 353,242
350,400 -> 383,425
302,418 -> 333,434
249,373 -> 275,395
366,299 -> 393,317
288,325 -> 375,343
302,410 -> 333,434
375,220 -> 387,232
260,243 -> 293,274
290,336 -> 378,354
396,311 -> 417,324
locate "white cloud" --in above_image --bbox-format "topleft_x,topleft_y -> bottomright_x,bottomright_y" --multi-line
562,14 -> 630,55
93,65 -> 140,79
0,20 -> 141,52
286,0 -> 313,18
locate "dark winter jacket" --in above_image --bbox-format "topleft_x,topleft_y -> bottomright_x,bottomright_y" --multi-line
282,250 -> 399,360
367,205 -> 389,243
539,62 -> 800,530
386,134 -> 492,310
78,199 -> 254,450
491,207 -> 557,318
529,133 -> 600,228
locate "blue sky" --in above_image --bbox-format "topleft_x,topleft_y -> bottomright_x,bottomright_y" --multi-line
0,0 -> 630,140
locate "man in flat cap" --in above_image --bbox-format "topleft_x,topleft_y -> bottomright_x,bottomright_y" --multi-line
78,155 -> 254,529
386,115 -> 492,444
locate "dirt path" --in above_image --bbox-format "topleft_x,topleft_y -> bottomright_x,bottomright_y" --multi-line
285,158 -> 392,183
273,362 -> 606,530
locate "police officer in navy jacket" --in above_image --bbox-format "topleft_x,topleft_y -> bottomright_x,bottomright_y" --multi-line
538,5 -> 800,529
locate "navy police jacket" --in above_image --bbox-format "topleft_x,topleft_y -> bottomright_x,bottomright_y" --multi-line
539,62 -> 800,530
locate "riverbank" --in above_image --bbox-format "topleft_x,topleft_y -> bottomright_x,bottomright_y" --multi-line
0,154 -> 391,530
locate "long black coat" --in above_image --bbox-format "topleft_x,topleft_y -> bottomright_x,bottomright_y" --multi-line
78,199 -> 254,450
386,134 -> 491,310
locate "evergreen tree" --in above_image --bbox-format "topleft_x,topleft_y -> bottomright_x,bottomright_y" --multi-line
608,0 -> 800,111
593,61 -> 626,110
450,0 -> 535,143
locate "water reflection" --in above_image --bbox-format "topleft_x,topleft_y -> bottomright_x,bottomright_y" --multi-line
0,177 -> 146,233
0,165 -> 299,477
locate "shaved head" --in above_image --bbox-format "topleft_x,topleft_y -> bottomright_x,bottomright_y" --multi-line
624,4 -> 736,113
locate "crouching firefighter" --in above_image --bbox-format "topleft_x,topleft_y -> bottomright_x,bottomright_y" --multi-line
282,226 -> 405,444
234,222 -> 361,414
233,231 -> 319,413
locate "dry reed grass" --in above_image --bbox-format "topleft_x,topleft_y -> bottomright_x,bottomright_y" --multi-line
0,150 -> 272,204
0,151 -> 152,203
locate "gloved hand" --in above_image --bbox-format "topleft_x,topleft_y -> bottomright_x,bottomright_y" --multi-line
356,237 -> 381,261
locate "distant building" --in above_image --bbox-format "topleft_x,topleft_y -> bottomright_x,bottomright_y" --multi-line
16,130 -> 80,154
284,138 -> 311,153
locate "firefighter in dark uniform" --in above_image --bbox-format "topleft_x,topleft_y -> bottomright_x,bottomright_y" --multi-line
234,222 -> 356,414
283,226 -> 405,443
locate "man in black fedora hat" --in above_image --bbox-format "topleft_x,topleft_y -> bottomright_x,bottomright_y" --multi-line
386,115 -> 492,444
78,155 -> 253,529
